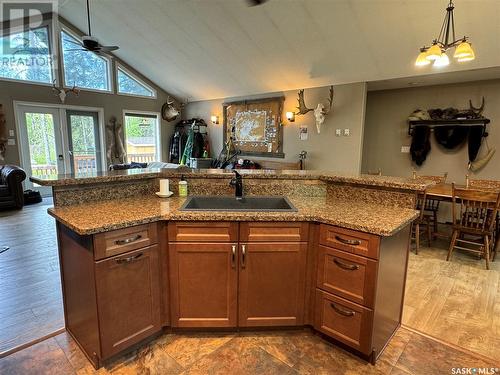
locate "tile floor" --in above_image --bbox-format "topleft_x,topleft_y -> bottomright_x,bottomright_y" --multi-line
0,327 -> 498,374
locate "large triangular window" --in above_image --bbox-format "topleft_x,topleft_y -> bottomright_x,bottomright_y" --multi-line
61,30 -> 111,92
117,66 -> 156,98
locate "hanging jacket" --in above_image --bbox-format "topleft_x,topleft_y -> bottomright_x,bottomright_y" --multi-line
410,126 -> 431,166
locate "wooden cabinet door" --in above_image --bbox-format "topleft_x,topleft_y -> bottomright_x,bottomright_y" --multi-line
238,242 -> 307,327
169,242 -> 238,328
95,245 -> 161,359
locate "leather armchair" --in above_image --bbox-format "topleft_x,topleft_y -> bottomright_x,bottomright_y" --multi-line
0,165 -> 26,210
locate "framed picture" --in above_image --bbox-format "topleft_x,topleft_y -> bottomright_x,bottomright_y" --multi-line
223,96 -> 284,158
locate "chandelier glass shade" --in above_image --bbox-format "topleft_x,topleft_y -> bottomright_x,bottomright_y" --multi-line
415,1 -> 475,67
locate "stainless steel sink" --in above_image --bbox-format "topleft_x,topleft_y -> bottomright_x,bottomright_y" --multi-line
179,196 -> 297,212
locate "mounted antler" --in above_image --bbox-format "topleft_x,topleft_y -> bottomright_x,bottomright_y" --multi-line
52,80 -> 80,103
469,97 -> 485,118
296,89 -> 313,115
322,86 -> 334,115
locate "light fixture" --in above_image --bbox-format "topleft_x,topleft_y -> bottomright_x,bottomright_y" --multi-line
210,115 -> 219,124
415,1 -> 475,67
286,111 -> 295,122
434,52 -> 450,67
415,48 -> 431,66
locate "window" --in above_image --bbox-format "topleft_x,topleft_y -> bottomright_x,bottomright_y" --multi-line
124,112 -> 160,163
0,26 -> 53,83
61,30 -> 110,91
117,66 -> 156,98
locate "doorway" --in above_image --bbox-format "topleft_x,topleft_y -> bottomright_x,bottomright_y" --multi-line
15,103 -> 105,196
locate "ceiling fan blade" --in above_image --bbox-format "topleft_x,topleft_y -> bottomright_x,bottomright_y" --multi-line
246,0 -> 268,6
65,48 -> 87,52
98,46 -> 119,52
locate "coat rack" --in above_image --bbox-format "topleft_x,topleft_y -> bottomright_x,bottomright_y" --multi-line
407,118 -> 490,136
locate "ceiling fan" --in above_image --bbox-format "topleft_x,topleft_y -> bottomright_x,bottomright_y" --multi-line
246,0 -> 269,6
65,0 -> 119,56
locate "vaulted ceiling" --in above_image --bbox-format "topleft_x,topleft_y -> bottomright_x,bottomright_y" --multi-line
58,0 -> 500,101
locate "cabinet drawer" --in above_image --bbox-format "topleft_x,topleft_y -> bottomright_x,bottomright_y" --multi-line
94,223 -> 157,260
319,225 -> 380,259
315,289 -> 373,354
240,222 -> 308,242
168,222 -> 238,242
317,246 -> 377,307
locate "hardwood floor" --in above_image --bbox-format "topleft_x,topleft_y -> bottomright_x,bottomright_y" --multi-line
404,237 -> 500,362
0,327 -> 498,374
0,199 -> 64,356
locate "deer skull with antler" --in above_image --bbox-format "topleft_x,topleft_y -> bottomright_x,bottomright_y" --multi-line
295,86 -> 334,133
52,80 -> 80,103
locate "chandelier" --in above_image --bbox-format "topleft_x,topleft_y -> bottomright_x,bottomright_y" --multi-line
415,0 -> 475,67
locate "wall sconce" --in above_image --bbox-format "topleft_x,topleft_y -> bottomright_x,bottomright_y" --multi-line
210,115 -> 219,125
286,111 -> 295,122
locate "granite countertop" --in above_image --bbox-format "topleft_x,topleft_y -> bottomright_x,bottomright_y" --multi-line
48,195 -> 419,237
32,168 -> 432,191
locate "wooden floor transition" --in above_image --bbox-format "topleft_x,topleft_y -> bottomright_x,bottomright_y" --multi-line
0,198 -> 64,356
404,237 -> 500,362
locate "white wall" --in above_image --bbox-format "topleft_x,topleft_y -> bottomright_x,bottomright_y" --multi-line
184,82 -> 367,172
362,79 -> 500,183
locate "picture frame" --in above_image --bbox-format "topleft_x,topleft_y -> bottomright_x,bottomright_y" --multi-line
222,96 -> 284,158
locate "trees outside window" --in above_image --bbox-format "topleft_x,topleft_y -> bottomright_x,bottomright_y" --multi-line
61,30 -> 110,91
117,66 -> 155,98
0,26 -> 53,83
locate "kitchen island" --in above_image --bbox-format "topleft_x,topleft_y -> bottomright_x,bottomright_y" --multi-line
32,169 -> 429,368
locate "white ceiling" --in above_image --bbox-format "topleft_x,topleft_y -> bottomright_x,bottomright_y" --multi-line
58,0 -> 500,101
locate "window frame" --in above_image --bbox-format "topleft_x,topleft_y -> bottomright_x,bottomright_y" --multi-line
116,63 -> 157,99
59,26 -> 113,94
122,110 -> 162,163
0,19 -> 57,87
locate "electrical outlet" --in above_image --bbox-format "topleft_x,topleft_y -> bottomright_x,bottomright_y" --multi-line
7,138 -> 15,146
335,129 -> 341,136
9,130 -> 14,137
401,146 -> 410,153
343,129 -> 350,136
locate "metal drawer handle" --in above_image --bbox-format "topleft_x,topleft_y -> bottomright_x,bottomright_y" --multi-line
116,252 -> 143,264
333,258 -> 359,271
241,244 -> 246,268
334,235 -> 361,246
115,234 -> 142,245
231,245 -> 236,269
330,302 -> 355,317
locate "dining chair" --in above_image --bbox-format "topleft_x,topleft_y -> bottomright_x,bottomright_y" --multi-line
411,191 -> 432,254
446,183 -> 500,270
413,172 -> 448,239
469,178 -> 500,261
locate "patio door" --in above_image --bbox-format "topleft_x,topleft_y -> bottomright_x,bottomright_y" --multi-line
17,105 -> 64,196
65,110 -> 102,175
17,104 -> 103,196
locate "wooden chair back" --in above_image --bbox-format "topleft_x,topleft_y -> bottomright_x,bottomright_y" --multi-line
415,191 -> 428,221
469,179 -> 500,191
257,160 -> 301,170
451,183 -> 500,234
